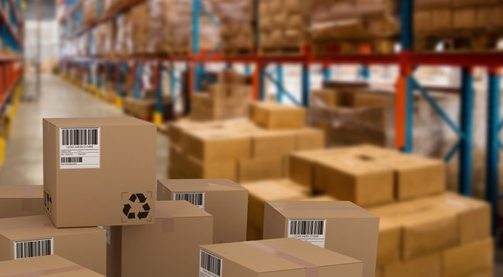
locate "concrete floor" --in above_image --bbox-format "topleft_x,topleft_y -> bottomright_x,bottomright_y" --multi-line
0,74 -> 168,186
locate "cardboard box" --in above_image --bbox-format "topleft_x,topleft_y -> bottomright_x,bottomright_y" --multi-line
0,255 -> 104,276
442,238 -> 494,277
453,8 -> 477,29
109,201 -> 213,277
376,218 -> 401,266
295,128 -> 325,150
183,129 -> 251,162
251,131 -> 296,158
0,215 -> 106,275
200,238 -> 363,276
157,179 -> 247,243
0,185 -> 45,218
185,155 -> 237,180
250,102 -> 306,129
242,179 -> 309,238
382,253 -> 442,277
288,149 -> 335,189
431,9 -> 452,31
263,200 -> 379,277
237,157 -> 283,182
43,117 -> 156,227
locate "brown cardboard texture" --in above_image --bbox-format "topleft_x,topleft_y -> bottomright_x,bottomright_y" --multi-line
376,218 -> 401,266
157,179 -> 247,243
109,201 -> 213,277
442,238 -> 494,277
200,238 -> 363,276
237,157 -> 283,182
382,253 -> 442,277
251,131 -> 296,158
0,185 -> 45,218
0,215 -> 106,275
43,117 -> 156,227
185,155 -> 237,180
0,255 -> 104,276
183,129 -> 251,162
250,102 -> 306,129
263,200 -> 378,277
295,128 -> 325,150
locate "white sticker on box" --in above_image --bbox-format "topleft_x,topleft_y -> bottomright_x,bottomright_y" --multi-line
288,219 -> 327,248
59,128 -> 100,169
174,192 -> 205,208
199,250 -> 222,277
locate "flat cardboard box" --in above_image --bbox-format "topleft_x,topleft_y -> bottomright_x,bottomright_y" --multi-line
157,179 -> 247,243
263,201 -> 379,277
237,157 -> 283,182
382,253 -> 442,277
442,238 -> 494,277
242,179 -> 309,237
294,128 -> 325,150
109,201 -> 213,277
251,131 -> 296,158
0,255 -> 104,276
185,155 -> 237,180
183,129 -> 251,162
0,185 -> 45,218
200,238 -> 363,276
250,102 -> 306,130
0,215 -> 106,275
43,117 -> 156,227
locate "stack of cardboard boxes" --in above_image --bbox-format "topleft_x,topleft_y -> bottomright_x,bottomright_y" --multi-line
216,0 -> 255,54
191,70 -> 253,121
169,102 -> 325,182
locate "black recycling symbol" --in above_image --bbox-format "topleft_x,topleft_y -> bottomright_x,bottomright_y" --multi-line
122,193 -> 151,220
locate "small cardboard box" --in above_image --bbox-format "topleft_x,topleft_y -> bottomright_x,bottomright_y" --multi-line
200,238 -> 363,276
0,215 -> 106,275
242,179 -> 309,237
250,102 -> 306,129
183,129 -> 251,162
382,253 -> 442,277
251,131 -> 296,158
0,255 -> 104,276
442,238 -> 493,277
43,117 -> 156,227
0,185 -> 45,218
237,157 -> 283,182
109,201 -> 213,277
263,200 -> 379,277
157,179 -> 247,243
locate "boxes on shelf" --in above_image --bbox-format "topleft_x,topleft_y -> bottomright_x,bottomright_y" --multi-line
200,238 -> 363,276
288,145 -> 446,207
0,185 -> 45,218
0,215 -> 106,275
122,96 -> 173,121
0,255 -> 104,277
215,0 -> 255,54
107,201 -> 213,277
263,200 -> 379,277
43,117 -> 156,227
157,179 -> 248,243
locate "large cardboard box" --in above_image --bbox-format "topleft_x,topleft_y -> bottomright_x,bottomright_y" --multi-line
200,238 -> 363,276
43,117 -> 156,227
376,218 -> 401,266
237,157 -> 283,182
295,128 -> 325,150
0,185 -> 45,218
251,131 -> 296,158
183,129 -> 252,162
382,253 -> 442,277
185,155 -> 237,180
263,200 -> 379,277
250,102 -> 306,129
109,201 -> 213,277
0,215 -> 106,275
157,179 -> 247,243
0,255 -> 104,276
442,238 -> 494,277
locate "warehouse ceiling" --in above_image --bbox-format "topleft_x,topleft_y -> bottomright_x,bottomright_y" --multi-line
23,0 -> 56,21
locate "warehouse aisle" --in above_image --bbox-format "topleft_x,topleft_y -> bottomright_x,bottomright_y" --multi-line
0,74 -> 168,186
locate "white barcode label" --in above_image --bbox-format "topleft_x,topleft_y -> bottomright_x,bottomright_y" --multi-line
59,128 -> 100,169
174,192 -> 205,208
288,219 -> 327,248
199,250 -> 222,277
13,238 -> 54,260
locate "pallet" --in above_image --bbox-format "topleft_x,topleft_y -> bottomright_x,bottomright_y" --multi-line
415,30 -> 502,53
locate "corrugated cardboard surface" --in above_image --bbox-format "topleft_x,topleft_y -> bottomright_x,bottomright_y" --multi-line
250,102 -> 306,130
0,185 -> 45,219
0,255 -> 104,276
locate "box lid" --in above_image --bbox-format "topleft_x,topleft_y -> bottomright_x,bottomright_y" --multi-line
267,200 -> 378,219
158,179 -> 245,192
155,200 -> 211,219
242,179 -> 309,201
0,185 -> 43,199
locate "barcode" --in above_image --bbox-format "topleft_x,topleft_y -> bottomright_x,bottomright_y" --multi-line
61,157 -> 83,163
175,192 -> 205,208
200,250 -> 222,277
289,220 -> 325,236
61,128 -> 98,146
14,238 -> 53,260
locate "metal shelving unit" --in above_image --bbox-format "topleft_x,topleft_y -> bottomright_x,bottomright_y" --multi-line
59,0 -> 503,230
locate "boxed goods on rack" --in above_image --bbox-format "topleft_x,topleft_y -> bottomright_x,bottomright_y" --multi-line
0,256 -> 104,277
0,185 -> 45,218
94,22 -> 115,57
214,0 -> 255,54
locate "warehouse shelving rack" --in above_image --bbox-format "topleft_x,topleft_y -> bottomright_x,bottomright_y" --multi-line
0,0 -> 23,165
59,0 -> 503,231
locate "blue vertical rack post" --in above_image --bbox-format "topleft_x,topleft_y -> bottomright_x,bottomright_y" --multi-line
192,0 -> 202,93
154,61 -> 164,125
322,65 -> 331,81
459,67 -> 475,196
301,63 -> 310,107
276,64 -> 283,103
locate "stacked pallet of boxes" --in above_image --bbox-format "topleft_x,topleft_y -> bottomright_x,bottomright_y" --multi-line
215,0 -> 255,54
259,0 -> 310,53
309,83 -> 454,156
191,70 -> 253,121
168,102 -> 325,182
415,0 -> 503,51
311,0 -> 399,55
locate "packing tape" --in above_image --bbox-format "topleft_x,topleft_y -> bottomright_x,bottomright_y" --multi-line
244,241 -> 319,277
3,265 -> 84,277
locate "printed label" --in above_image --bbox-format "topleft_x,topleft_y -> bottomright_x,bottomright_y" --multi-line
14,238 -> 54,259
59,128 -> 100,169
174,192 -> 205,208
200,250 -> 222,277
288,219 -> 327,248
